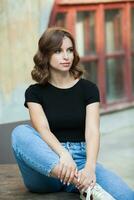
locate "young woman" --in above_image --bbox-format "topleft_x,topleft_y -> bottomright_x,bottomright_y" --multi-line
11,27 -> 134,200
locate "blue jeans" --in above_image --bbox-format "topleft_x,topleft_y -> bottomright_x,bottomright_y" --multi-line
11,124 -> 134,199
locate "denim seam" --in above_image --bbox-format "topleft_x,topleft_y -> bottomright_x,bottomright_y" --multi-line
48,160 -> 60,177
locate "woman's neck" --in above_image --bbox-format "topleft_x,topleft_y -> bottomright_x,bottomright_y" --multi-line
48,73 -> 77,88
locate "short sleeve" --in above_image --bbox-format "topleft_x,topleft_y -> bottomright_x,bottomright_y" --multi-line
24,84 -> 42,108
84,81 -> 100,106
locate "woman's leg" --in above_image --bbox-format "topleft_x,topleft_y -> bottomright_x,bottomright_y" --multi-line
11,124 -> 62,193
96,163 -> 134,200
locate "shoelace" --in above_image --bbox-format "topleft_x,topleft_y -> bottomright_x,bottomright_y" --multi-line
85,184 -> 116,200
85,185 -> 103,200
92,184 -> 105,198
86,187 -> 92,200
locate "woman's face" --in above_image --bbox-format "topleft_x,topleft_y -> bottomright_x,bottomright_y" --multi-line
49,36 -> 74,72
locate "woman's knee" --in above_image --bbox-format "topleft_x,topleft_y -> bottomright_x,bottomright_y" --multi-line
11,124 -> 32,148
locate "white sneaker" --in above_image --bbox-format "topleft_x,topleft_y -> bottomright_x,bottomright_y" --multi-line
80,183 -> 116,200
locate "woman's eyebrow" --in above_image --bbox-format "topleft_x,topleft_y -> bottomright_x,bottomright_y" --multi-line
61,46 -> 73,49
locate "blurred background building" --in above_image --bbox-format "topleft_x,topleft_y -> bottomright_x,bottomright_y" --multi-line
0,1 -> 134,187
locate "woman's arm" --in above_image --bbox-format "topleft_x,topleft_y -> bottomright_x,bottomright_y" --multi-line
85,102 -> 100,171
27,102 -> 77,184
76,102 -> 100,192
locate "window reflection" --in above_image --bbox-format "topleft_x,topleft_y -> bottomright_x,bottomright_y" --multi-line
55,13 -> 66,27
132,57 -> 134,95
82,61 -> 97,84
131,8 -> 134,50
106,58 -> 125,102
76,11 -> 96,56
105,9 -> 122,52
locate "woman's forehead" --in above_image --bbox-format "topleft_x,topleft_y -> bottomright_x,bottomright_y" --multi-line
61,36 -> 73,47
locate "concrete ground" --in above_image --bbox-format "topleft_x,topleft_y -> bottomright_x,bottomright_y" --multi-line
98,125 -> 134,190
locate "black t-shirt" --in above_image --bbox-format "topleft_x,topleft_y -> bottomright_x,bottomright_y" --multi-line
24,78 -> 100,142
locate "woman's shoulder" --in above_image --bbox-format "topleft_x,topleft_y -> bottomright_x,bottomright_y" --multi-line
80,78 -> 100,104
80,78 -> 98,89
25,83 -> 45,92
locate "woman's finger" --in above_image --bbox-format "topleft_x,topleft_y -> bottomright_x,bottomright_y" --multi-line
58,163 -> 63,179
75,168 -> 78,178
67,169 -> 75,185
77,170 -> 82,182
90,179 -> 96,189
78,182 -> 85,191
60,165 -> 67,182
63,168 -> 71,184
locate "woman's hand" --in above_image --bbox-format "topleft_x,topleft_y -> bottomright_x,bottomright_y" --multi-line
58,151 -> 77,185
76,167 -> 96,193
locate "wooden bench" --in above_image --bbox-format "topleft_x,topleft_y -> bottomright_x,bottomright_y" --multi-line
0,164 -> 79,200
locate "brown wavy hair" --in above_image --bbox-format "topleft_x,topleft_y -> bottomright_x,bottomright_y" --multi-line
31,27 -> 84,85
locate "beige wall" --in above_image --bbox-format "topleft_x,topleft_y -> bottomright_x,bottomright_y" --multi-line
0,0 -> 54,124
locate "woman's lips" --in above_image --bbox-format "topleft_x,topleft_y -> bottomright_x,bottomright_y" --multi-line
60,62 -> 71,66
61,62 -> 70,64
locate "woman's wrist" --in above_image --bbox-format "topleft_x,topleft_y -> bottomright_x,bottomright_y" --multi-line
85,162 -> 96,172
59,148 -> 69,157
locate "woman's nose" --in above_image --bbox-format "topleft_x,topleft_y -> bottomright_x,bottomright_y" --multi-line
63,51 -> 69,59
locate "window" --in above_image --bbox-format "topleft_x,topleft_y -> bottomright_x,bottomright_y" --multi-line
55,13 -> 66,27
132,57 -> 134,95
105,9 -> 122,52
75,10 -> 98,85
76,11 -> 96,56
105,8 -> 125,102
131,8 -> 134,50
82,61 -> 98,84
131,8 -> 134,94
106,58 -> 125,102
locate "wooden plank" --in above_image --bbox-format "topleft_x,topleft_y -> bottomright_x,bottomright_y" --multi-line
0,164 -> 79,200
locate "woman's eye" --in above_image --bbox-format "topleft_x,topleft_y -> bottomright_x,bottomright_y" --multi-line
55,49 -> 61,54
67,48 -> 73,53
